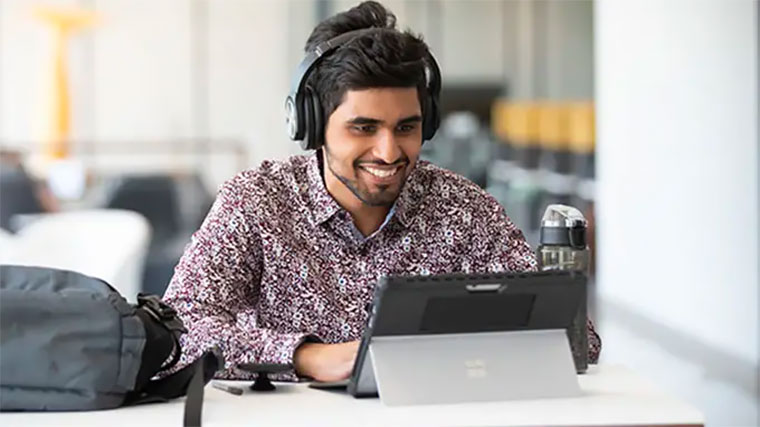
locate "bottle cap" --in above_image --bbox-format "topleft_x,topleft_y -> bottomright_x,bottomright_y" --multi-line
540,204 -> 587,249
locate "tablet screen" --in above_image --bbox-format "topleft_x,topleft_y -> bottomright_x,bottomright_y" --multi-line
420,293 -> 536,333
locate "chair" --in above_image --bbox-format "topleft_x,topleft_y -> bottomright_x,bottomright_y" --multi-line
104,174 -> 212,295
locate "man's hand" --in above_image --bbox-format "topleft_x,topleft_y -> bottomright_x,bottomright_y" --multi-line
293,341 -> 360,382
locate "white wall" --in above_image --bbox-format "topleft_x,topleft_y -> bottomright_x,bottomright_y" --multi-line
438,0 -> 505,84
205,0 -> 304,166
92,0 -> 194,141
595,0 -> 758,425
542,0 -> 593,99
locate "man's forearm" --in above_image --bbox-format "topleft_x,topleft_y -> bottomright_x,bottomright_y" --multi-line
168,303 -> 316,380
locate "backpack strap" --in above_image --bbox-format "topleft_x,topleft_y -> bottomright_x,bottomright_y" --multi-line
127,294 -> 224,426
125,347 -> 223,426
136,294 -> 186,371
183,355 -> 209,427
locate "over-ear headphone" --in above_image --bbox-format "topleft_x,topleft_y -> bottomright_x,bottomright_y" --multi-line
285,27 -> 442,151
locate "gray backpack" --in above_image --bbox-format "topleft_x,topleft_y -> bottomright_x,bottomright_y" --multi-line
0,265 -> 222,426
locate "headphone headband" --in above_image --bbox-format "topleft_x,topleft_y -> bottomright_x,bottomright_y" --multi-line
289,28 -> 389,98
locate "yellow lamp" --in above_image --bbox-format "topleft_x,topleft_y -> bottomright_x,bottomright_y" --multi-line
33,6 -> 98,160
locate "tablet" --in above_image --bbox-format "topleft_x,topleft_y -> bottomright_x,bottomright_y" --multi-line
309,270 -> 586,397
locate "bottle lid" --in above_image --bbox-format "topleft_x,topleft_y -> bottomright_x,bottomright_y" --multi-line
541,204 -> 587,228
540,204 -> 587,249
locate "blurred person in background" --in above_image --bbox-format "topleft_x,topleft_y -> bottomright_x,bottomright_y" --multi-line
163,1 -> 600,382
0,149 -> 59,232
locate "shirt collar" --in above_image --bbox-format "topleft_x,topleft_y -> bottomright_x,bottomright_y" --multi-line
305,153 -> 342,225
304,152 -> 427,228
393,160 -> 426,228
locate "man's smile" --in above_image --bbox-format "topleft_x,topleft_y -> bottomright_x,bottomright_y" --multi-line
356,163 -> 406,186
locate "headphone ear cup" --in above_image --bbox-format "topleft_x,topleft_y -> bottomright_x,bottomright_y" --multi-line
430,95 -> 440,137
285,95 -> 300,141
302,89 -> 316,150
422,94 -> 440,141
422,53 -> 442,142
302,87 -> 325,151
422,96 -> 432,141
310,91 -> 324,149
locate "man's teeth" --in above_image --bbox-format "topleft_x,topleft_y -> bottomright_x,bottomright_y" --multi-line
363,166 -> 399,178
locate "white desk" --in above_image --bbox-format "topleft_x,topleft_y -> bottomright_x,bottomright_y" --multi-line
1,365 -> 704,426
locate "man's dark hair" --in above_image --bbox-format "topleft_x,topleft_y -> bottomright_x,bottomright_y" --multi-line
304,1 -> 431,125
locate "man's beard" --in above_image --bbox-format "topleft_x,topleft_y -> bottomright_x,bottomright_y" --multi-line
323,147 -> 411,207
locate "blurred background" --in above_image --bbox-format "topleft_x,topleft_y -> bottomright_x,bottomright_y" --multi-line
0,1 -> 757,425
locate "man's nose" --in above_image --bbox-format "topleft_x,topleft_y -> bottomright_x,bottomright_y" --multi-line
372,129 -> 403,164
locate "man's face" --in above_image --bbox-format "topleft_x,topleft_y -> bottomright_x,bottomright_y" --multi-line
322,87 -> 423,207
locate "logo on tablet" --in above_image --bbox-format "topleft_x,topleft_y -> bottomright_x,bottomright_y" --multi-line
465,359 -> 487,379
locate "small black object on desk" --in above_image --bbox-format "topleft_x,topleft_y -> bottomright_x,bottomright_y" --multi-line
237,363 -> 293,392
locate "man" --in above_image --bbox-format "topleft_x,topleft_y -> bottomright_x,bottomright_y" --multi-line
163,1 -> 600,382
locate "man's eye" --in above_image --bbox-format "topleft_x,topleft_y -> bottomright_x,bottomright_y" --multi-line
353,125 -> 376,133
397,124 -> 416,133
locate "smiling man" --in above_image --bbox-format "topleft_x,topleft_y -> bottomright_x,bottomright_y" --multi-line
163,1 -> 600,382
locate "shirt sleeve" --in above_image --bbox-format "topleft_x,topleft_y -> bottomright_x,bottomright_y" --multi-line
464,196 -> 538,274
162,179 -> 315,380
464,196 -> 602,363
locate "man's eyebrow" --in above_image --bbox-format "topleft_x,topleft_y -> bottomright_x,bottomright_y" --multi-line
397,115 -> 423,125
345,115 -> 423,126
346,116 -> 382,125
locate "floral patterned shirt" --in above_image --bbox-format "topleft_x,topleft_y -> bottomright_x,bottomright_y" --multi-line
163,153 -> 600,380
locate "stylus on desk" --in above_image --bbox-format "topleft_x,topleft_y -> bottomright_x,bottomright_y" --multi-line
212,382 -> 244,396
